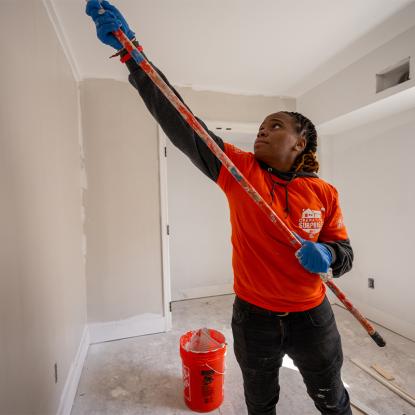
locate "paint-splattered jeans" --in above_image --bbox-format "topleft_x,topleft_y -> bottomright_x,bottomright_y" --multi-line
232,296 -> 351,415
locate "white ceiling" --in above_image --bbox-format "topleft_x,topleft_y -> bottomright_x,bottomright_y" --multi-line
52,0 -> 415,97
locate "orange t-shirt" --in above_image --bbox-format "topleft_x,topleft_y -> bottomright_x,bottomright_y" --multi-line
217,143 -> 349,312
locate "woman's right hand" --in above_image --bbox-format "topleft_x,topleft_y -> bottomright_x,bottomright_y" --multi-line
85,0 -> 135,50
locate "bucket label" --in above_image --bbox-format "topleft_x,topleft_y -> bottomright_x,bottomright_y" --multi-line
201,369 -> 215,404
183,365 -> 191,401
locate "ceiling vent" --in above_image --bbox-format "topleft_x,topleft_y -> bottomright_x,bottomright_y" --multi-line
376,57 -> 410,93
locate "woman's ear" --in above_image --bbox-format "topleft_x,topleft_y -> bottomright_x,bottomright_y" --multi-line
294,135 -> 307,153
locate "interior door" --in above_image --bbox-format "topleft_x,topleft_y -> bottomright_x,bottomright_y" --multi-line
164,128 -> 254,301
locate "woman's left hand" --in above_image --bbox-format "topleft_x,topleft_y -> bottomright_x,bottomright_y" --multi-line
295,240 -> 332,274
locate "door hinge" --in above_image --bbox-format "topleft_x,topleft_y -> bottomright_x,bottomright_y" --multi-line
166,224 -> 170,235
164,146 -> 167,157
169,302 -> 172,312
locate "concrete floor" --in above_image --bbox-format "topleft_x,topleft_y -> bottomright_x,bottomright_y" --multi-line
72,295 -> 415,415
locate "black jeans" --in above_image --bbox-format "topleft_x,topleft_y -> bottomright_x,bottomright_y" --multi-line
232,296 -> 351,415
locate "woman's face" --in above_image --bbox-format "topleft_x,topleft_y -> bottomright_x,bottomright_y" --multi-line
254,112 -> 306,172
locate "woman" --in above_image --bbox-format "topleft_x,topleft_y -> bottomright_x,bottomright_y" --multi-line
86,2 -> 354,414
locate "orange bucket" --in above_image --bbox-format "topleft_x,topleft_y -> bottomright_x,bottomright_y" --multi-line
179,328 -> 226,412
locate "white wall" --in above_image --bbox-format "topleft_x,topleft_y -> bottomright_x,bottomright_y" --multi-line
177,86 -> 296,123
320,108 -> 415,340
0,1 -> 88,414
80,79 -> 165,343
297,14 -> 415,340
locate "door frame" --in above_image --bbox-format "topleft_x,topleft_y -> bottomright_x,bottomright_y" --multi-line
158,126 -> 172,330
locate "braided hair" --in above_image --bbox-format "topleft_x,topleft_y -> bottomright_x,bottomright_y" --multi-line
282,111 -> 319,173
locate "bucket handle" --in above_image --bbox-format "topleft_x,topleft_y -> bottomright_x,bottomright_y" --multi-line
204,363 -> 225,375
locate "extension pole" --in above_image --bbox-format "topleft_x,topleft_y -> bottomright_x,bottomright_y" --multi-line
89,2 -> 385,347
117,30 -> 385,347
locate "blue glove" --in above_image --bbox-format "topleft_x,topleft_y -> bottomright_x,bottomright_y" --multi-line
295,239 -> 332,274
86,0 -> 135,50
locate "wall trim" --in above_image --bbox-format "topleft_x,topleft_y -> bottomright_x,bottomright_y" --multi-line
43,0 -> 81,82
88,313 -> 166,344
57,326 -> 90,415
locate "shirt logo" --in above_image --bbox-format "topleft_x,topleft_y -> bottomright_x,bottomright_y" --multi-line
299,208 -> 323,238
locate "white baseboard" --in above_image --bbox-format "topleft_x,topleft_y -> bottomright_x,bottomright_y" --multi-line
172,283 -> 234,301
334,298 -> 415,341
88,313 -> 167,344
57,326 -> 90,415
